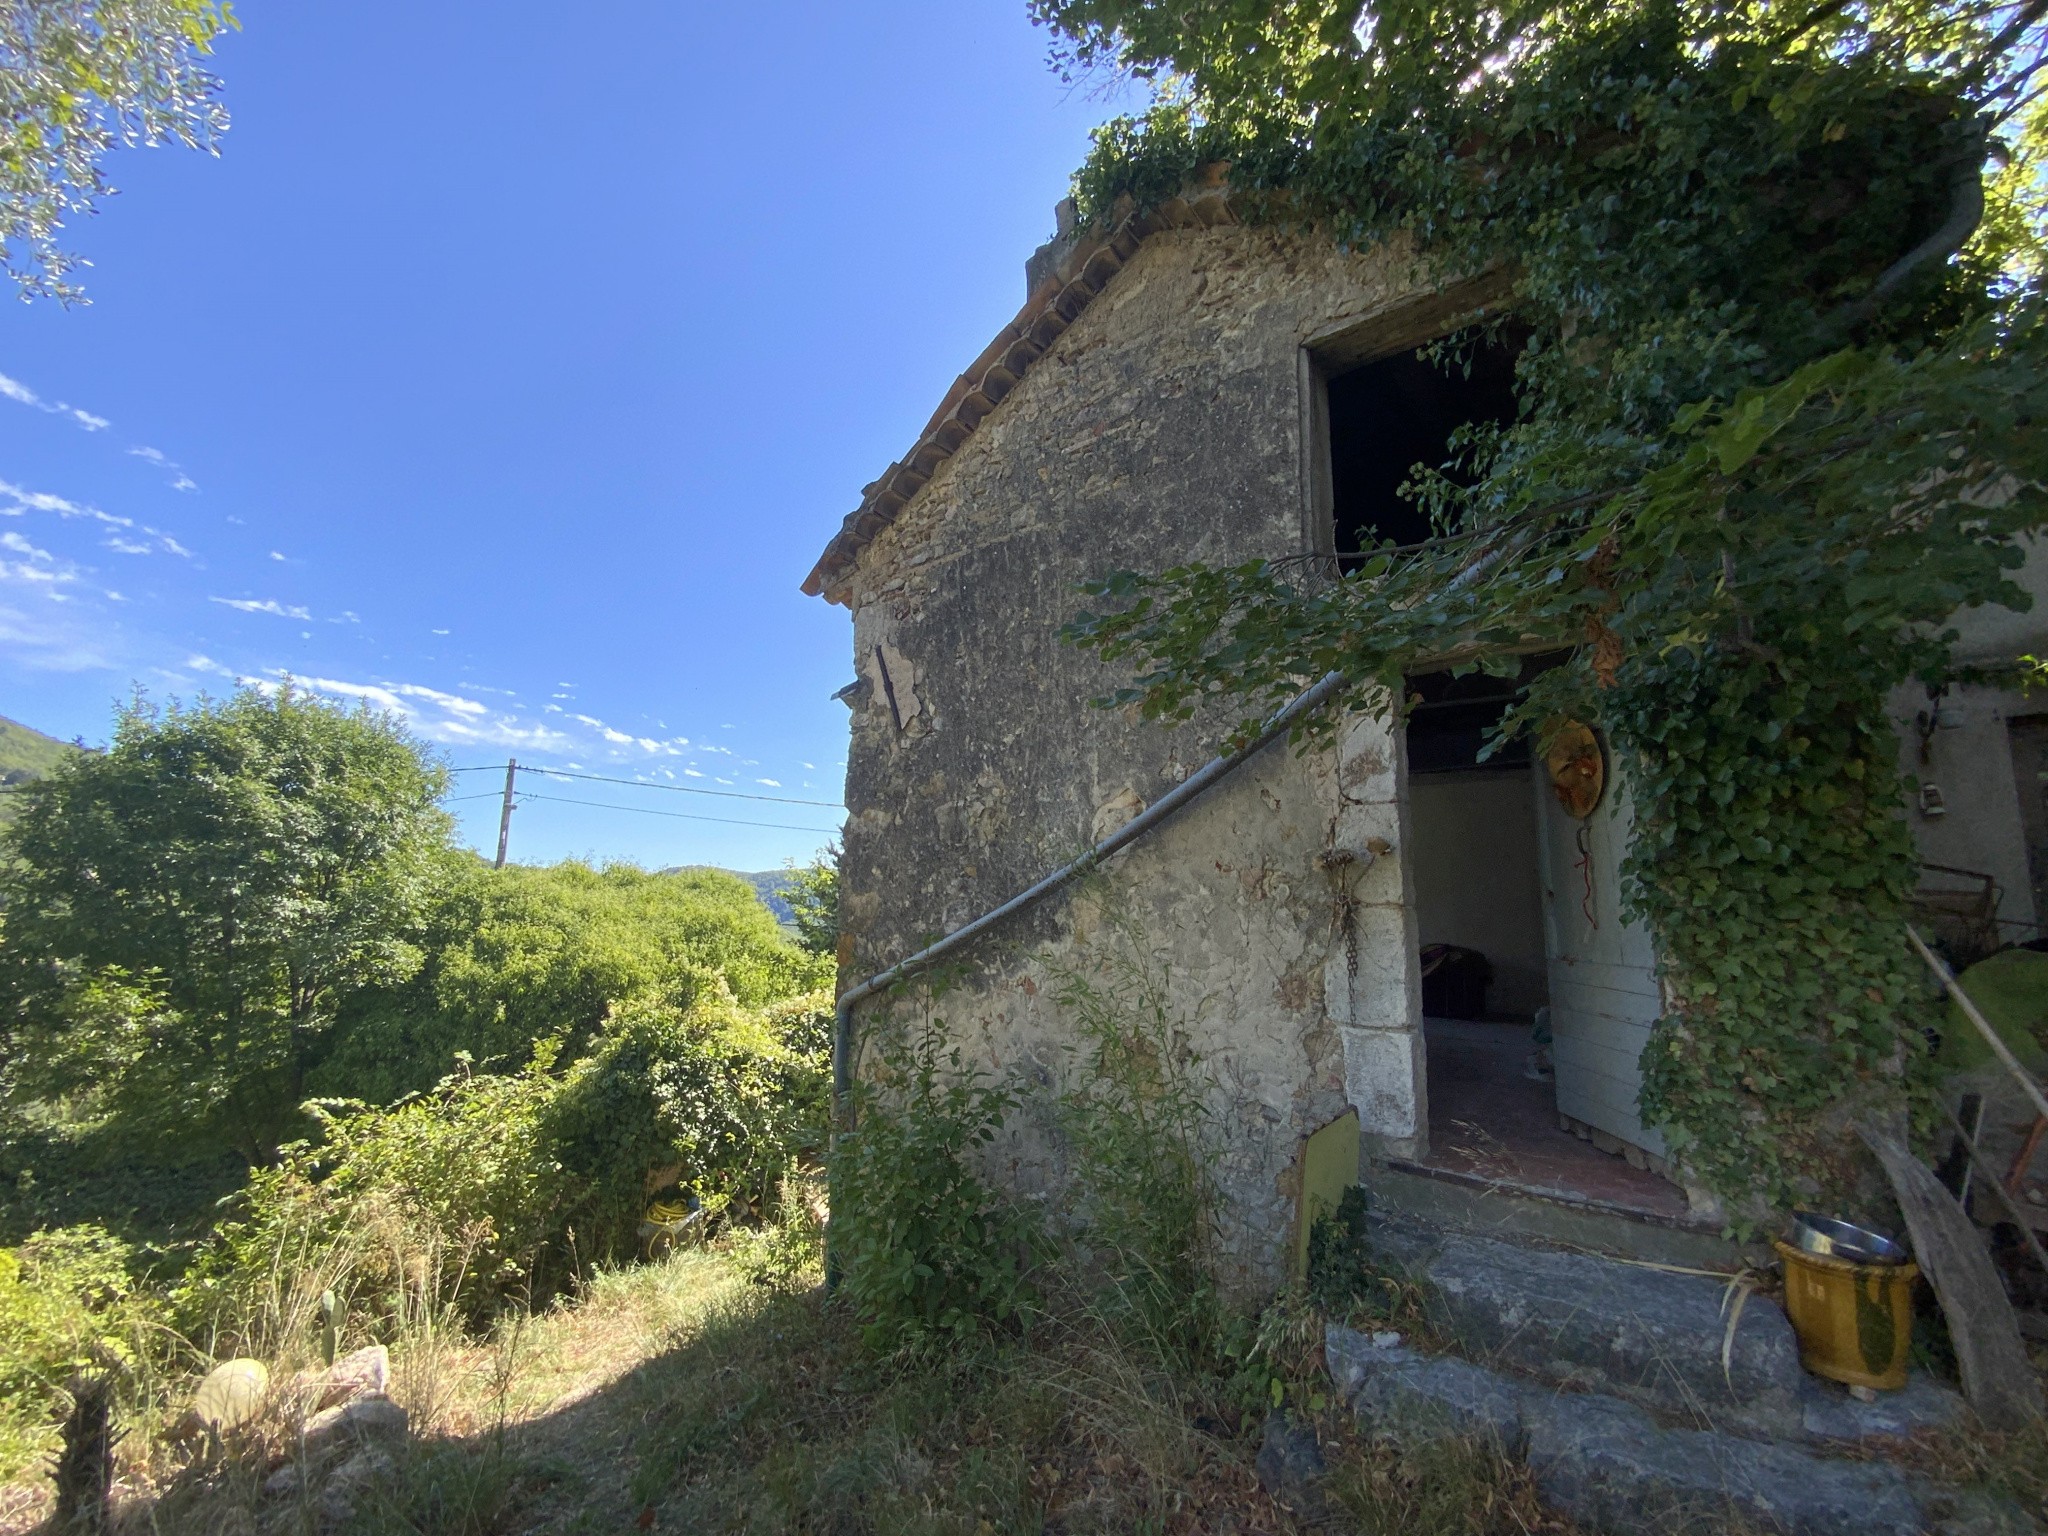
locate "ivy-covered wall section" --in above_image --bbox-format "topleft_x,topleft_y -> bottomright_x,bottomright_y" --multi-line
1043,0 -> 2048,1213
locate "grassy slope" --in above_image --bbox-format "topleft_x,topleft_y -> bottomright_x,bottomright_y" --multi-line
0,713 -> 75,824
0,1232 -> 1583,1536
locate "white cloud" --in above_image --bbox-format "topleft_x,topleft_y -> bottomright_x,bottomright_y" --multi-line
128,445 -> 198,492
0,371 -> 112,434
756,778 -> 782,787
269,551 -> 286,561
289,671 -> 573,753
0,476 -> 134,530
105,537 -> 152,555
683,768 -> 704,778
185,654 -> 234,676
211,596 -> 313,620
431,628 -> 449,636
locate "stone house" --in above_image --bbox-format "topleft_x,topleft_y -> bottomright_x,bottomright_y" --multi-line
803,188 -> 2048,1290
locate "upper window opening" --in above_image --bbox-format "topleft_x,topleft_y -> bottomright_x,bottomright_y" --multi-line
1327,332 -> 1522,571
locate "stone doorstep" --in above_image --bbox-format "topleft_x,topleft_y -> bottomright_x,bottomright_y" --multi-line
1363,1218 -> 1968,1446
1326,1325 -> 2029,1536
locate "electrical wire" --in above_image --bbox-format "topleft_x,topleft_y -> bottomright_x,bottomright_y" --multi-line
517,767 -> 841,808
512,791 -> 839,835
446,763 -> 840,809
442,791 -> 506,803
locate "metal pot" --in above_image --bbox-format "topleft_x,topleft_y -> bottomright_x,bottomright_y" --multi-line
1790,1210 -> 1910,1266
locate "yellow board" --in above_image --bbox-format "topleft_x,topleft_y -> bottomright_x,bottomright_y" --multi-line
1291,1108 -> 1362,1284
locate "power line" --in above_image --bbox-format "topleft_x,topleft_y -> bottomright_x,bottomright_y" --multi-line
442,791 -> 505,803
512,791 -> 839,835
446,762 -> 840,809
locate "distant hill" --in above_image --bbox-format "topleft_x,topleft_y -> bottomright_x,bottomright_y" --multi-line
733,870 -> 799,927
0,713 -> 77,820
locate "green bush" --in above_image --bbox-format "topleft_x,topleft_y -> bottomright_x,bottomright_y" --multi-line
834,1023 -> 1041,1351
0,1225 -> 150,1478
316,861 -> 831,1105
180,987 -> 831,1345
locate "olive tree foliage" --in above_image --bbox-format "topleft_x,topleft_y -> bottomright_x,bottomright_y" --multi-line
0,0 -> 233,301
0,687 -> 452,1163
1038,0 -> 2048,1206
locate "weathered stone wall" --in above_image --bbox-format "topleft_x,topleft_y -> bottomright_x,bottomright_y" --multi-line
837,225 -> 1443,1291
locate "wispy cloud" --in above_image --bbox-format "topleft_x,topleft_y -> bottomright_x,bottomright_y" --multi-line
288,672 -> 573,753
0,370 -> 114,433
211,596 -> 313,620
127,445 -> 198,492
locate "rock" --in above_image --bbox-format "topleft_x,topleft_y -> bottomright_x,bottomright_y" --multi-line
262,1464 -> 301,1499
303,1393 -> 407,1455
1424,1233 -> 1805,1435
1326,1320 -> 1414,1398
1800,1371 -> 1967,1443
318,1445 -> 394,1526
1910,1479 -> 2043,1536
187,1358 -> 269,1435
1524,1390 -> 1925,1536
309,1344 -> 389,1410
1255,1411 -> 1329,1520
1350,1348 -> 1537,1454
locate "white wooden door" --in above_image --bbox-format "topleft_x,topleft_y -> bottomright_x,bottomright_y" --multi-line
1532,757 -> 1667,1158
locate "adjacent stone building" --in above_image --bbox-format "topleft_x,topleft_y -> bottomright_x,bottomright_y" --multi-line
804,187 -> 2048,1290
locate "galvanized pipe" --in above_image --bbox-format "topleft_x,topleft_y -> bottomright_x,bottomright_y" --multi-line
824,668 -> 1350,1289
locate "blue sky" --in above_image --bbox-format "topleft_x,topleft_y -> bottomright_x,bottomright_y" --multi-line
0,2 -> 1131,871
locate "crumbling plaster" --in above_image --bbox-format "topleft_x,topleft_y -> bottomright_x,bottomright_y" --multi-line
837,224 -> 1447,1288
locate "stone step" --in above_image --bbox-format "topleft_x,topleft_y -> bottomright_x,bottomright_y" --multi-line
1368,1158 -> 1759,1271
1325,1325 -> 2022,1536
1362,1217 -> 1970,1443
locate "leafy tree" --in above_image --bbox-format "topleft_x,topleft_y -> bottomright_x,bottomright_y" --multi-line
0,687 -> 452,1162
0,0 -> 235,301
1041,0 -> 2048,1206
783,845 -> 840,958
314,860 -> 831,1104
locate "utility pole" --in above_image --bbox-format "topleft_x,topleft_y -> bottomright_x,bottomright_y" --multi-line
494,758 -> 517,868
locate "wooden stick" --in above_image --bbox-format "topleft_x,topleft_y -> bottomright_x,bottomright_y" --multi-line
1942,1100 -> 2048,1281
1908,925 -> 2048,1125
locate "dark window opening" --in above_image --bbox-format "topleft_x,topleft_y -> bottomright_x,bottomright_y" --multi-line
1403,653 -> 1566,775
1328,334 -> 1522,571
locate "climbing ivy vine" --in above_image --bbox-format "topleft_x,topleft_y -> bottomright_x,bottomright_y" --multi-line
1037,0 -> 2048,1208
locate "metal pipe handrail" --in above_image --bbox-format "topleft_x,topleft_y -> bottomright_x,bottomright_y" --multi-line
824,668 -> 1351,1288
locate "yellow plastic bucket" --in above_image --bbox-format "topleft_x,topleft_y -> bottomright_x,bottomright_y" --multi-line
1773,1239 -> 1918,1391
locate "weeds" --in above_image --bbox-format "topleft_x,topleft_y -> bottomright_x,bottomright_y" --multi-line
834,1006 -> 1043,1351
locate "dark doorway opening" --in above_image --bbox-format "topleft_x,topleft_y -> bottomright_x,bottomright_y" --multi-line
1328,334 -> 1521,570
1403,659 -> 1694,1219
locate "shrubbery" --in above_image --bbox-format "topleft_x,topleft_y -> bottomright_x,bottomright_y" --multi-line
833,1023 -> 1042,1351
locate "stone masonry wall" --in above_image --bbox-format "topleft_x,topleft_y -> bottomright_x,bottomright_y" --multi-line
837,224 -> 1446,1292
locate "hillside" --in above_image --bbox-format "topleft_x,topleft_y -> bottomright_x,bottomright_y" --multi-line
0,714 -> 76,820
